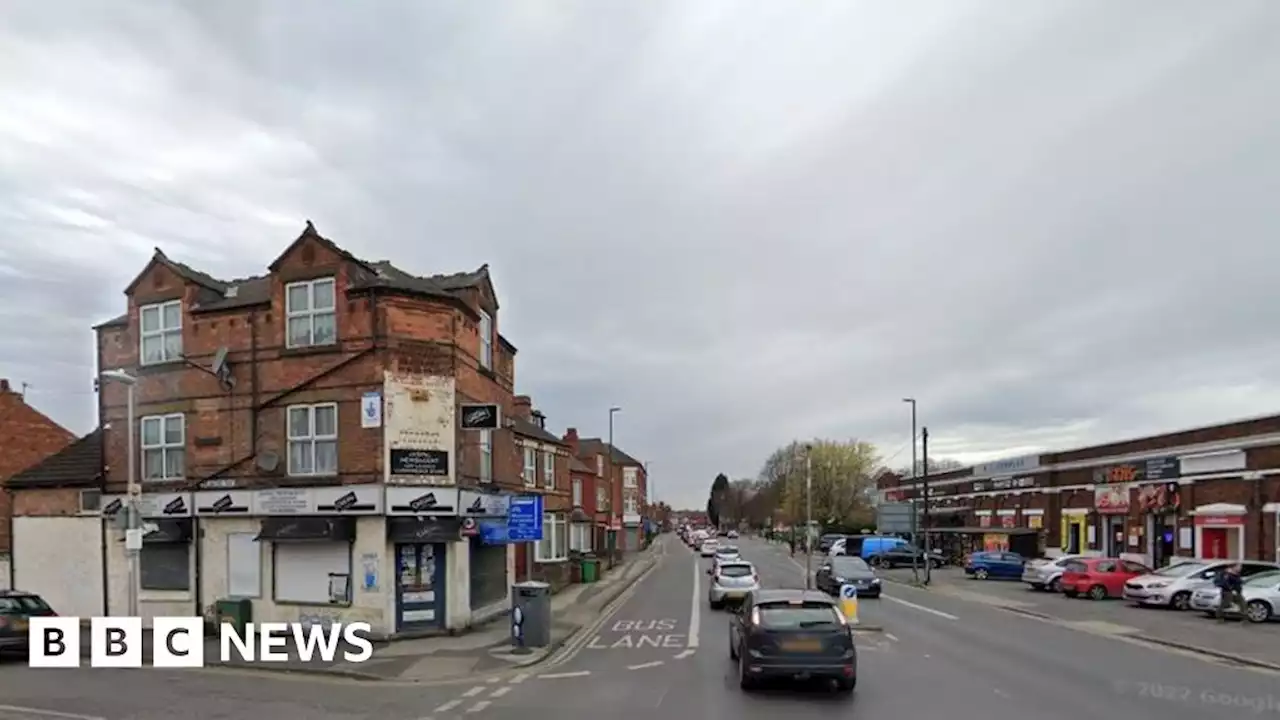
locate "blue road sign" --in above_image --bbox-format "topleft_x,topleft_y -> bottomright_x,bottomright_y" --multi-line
507,495 -> 544,541
478,519 -> 509,545
841,584 -> 858,599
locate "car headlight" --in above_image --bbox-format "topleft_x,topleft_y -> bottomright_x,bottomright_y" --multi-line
870,578 -> 881,584
1146,582 -> 1169,589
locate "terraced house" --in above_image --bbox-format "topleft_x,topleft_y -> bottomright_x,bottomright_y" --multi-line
879,413 -> 1280,568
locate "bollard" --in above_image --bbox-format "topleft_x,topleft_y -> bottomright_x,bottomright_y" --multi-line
839,584 -> 860,625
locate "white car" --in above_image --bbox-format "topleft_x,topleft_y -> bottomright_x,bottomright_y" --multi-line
708,561 -> 759,609
1022,556 -> 1084,592
1189,570 -> 1280,622
1123,560 -> 1279,610
700,539 -> 720,557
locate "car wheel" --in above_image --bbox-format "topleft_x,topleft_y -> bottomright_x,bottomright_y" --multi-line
871,556 -> 886,569
1048,578 -> 1061,593
709,600 -> 721,610
1245,600 -> 1273,623
835,676 -> 856,693
974,568 -> 989,580
1029,583 -> 1044,591
1170,592 -> 1191,611
738,651 -> 755,690
1088,585 -> 1108,601
1064,590 -> 1078,598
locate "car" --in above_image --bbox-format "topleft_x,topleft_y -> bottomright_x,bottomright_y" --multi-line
728,589 -> 857,693
727,530 -> 739,539
817,534 -> 846,554
963,551 -> 1026,580
1021,555 -> 1084,592
1123,560 -> 1280,610
715,545 -> 741,562
709,561 -> 760,609
866,543 -> 946,569
0,590 -> 56,655
1060,558 -> 1150,599
700,538 -> 720,557
814,555 -> 882,598
1190,570 -> 1280,622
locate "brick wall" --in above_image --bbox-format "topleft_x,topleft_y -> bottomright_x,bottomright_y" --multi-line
0,380 -> 76,551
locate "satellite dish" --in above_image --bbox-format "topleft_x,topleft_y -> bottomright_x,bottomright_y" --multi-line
255,451 -> 280,473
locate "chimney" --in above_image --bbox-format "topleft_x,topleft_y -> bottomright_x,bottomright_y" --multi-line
531,410 -> 546,429
512,395 -> 533,420
0,379 -> 9,393
563,427 -> 580,454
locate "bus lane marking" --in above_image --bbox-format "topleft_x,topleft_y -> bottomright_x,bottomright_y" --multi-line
584,618 -> 687,650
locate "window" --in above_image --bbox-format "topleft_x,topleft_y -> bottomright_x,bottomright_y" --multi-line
285,278 -> 337,348
597,486 -> 607,510
140,544 -> 190,591
141,414 -> 185,480
478,429 -> 493,482
140,300 -> 183,364
570,523 -> 593,552
288,403 -> 338,476
226,533 -> 262,598
596,455 -> 604,476
273,541 -> 352,604
543,451 -> 555,489
624,495 -> 638,515
536,513 -> 568,561
623,467 -> 638,488
522,447 -> 537,486
757,602 -> 843,629
478,310 -> 493,369
572,478 -> 583,507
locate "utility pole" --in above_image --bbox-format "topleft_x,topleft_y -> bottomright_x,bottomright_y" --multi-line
608,407 -> 621,554
922,426 -> 932,585
903,398 -> 918,582
804,445 -> 813,589
101,369 -> 141,616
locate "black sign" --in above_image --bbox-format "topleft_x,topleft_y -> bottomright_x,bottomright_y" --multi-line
390,449 -> 449,476
391,492 -> 456,514
317,491 -> 376,513
460,404 -> 501,430
257,516 -> 356,542
1143,456 -> 1180,481
466,494 -> 485,513
1093,456 -> 1181,485
163,497 -> 187,515
102,498 -> 123,515
387,516 -> 463,543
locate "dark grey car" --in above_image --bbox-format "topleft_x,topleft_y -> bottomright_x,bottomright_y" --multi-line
815,556 -> 882,598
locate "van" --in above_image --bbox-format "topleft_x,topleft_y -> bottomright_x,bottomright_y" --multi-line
858,536 -> 907,560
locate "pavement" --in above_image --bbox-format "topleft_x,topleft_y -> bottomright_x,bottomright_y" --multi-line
2,535 -> 1278,719
877,565 -> 1280,670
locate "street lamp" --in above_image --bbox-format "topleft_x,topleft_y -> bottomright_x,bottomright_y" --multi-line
101,369 -> 140,616
903,398 -> 919,582
608,407 -> 621,548
804,443 -> 813,589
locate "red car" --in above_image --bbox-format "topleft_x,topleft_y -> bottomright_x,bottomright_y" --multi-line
1061,558 -> 1150,599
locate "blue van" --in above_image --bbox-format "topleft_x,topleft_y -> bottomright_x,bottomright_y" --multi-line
858,536 -> 907,559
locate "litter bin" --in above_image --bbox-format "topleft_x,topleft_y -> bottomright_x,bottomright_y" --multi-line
510,581 -> 552,648
581,557 -> 600,584
214,598 -> 252,635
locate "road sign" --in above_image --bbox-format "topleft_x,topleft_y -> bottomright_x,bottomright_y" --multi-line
839,584 -> 860,624
507,495 -> 544,541
876,502 -> 916,534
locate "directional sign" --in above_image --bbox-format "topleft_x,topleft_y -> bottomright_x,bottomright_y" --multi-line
839,584 -> 860,624
507,495 -> 544,541
840,585 -> 858,599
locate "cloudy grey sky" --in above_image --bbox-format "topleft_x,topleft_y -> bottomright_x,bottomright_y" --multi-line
2,1 -> 1279,509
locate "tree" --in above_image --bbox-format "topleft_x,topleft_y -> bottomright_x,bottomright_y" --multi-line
761,439 -> 880,532
706,496 -> 719,527
707,472 -> 730,526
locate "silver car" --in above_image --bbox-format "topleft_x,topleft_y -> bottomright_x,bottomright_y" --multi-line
1022,556 -> 1083,592
709,561 -> 758,609
1123,560 -> 1279,610
1189,570 -> 1280,622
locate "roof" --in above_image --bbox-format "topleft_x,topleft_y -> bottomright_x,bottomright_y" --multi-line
6,429 -> 103,489
511,416 -> 564,444
753,588 -> 834,604
569,456 -> 593,473
576,438 -> 642,466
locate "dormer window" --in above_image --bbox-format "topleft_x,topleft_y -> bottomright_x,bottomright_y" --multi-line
140,300 -> 183,365
286,278 -> 337,348
479,310 -> 493,369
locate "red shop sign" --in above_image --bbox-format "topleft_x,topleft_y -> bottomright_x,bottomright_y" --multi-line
1194,515 -> 1241,526
999,514 -> 1016,528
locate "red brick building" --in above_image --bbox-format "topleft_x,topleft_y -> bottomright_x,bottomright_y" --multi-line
879,414 -> 1280,566
569,434 -> 648,553
0,378 -> 77,585
507,395 -> 574,587
89,221 -> 562,635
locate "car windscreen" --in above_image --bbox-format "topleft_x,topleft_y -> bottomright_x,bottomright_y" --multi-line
0,596 -> 51,613
718,564 -> 753,577
758,602 -> 842,629
1153,562 -> 1208,577
831,558 -> 870,574
716,546 -> 739,555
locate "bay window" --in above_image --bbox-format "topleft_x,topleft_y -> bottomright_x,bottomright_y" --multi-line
543,451 -> 555,489
536,513 -> 568,562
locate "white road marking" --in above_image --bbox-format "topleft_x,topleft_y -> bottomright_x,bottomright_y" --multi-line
489,686 -> 511,698
466,701 -> 491,713
885,633 -> 900,642
539,670 -> 592,679
628,660 -> 664,670
673,648 -> 696,659
994,688 -> 1011,699
510,672 -> 530,684
688,559 -> 701,648
462,685 -> 486,697
434,700 -> 462,713
0,707 -> 106,720
883,595 -> 959,620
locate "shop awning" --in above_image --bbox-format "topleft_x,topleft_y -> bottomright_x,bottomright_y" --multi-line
256,516 -> 356,542
142,519 -> 192,544
387,516 -> 463,544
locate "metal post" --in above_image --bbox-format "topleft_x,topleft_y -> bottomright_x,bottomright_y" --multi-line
804,447 -> 813,589
608,407 -> 620,554
125,383 -> 140,617
904,398 -> 918,582
922,426 -> 932,585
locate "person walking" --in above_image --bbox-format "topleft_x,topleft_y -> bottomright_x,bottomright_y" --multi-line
1216,564 -> 1244,622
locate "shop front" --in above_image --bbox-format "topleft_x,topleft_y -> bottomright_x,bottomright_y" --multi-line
386,486 -> 461,632
1060,507 -> 1089,555
102,491 -> 195,625
1190,503 -> 1247,561
1137,481 -> 1182,568
459,488 -> 513,623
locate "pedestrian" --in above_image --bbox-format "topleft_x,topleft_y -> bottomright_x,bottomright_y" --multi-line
789,535 -> 796,556
1216,563 -> 1244,622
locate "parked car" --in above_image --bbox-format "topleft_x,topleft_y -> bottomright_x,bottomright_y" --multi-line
817,534 -> 847,554
1021,555 -> 1084,592
815,556 -> 882,598
1123,560 -> 1280,610
1060,558 -> 1150,599
700,538 -> 721,557
709,545 -> 742,574
866,544 -> 945,569
963,551 -> 1026,580
727,530 -> 739,539
1190,570 -> 1280,622
728,589 -> 857,693
0,590 -> 57,655
709,561 -> 760,609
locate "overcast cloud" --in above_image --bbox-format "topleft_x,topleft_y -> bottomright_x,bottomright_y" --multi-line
2,0 -> 1279,509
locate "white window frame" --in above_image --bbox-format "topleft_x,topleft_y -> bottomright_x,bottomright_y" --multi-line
522,447 -> 537,487
624,495 -> 638,515
543,451 -> 555,489
597,486 -> 607,510
285,277 -> 337,349
479,310 -> 493,369
570,522 -> 593,552
478,429 -> 493,482
139,300 -> 183,365
287,402 -> 339,476
596,455 -> 604,476
623,467 -> 638,488
536,513 -> 568,562
141,413 -> 185,481
572,478 -> 583,507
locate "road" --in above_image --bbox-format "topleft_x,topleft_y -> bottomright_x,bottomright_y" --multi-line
0,534 -> 1276,719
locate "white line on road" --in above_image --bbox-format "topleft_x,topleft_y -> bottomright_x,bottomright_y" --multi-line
884,595 -> 959,620
688,559 -> 701,648
489,686 -> 512,698
466,701 -> 491,713
433,700 -> 462,713
673,649 -> 696,660
628,660 -> 665,670
486,676 -> 501,683
885,633 -> 900,642
0,707 -> 106,720
539,670 -> 592,679
509,672 -> 530,684
462,686 -> 486,697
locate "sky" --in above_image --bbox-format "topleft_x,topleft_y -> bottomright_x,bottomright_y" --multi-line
2,1 -> 1279,511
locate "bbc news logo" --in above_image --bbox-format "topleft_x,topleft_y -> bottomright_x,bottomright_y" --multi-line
28,617 -> 374,668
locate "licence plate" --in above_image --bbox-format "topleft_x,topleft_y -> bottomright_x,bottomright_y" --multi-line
723,591 -> 744,598
781,639 -> 822,652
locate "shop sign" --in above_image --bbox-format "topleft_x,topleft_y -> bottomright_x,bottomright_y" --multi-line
974,455 -> 1040,476
1094,484 -> 1131,514
978,515 -> 992,528
1137,482 -> 1181,514
999,514 -> 1016,528
1027,515 -> 1043,529
102,492 -> 192,518
989,476 -> 1037,491
458,488 -> 512,517
1142,456 -> 1180,480
1194,515 -> 1240,526
253,489 -> 315,515
1093,456 -> 1181,485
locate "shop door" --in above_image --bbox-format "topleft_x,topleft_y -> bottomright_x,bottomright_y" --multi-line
1066,521 -> 1082,554
1105,517 -> 1125,557
1202,528 -> 1228,560
395,543 -> 445,630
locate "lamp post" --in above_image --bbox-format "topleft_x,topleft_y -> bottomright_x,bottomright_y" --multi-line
101,369 -> 140,616
608,406 -> 621,551
903,397 -> 919,582
805,443 -> 813,589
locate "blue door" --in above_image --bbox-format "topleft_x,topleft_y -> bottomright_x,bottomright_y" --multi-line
395,543 -> 446,630
997,552 -> 1025,578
